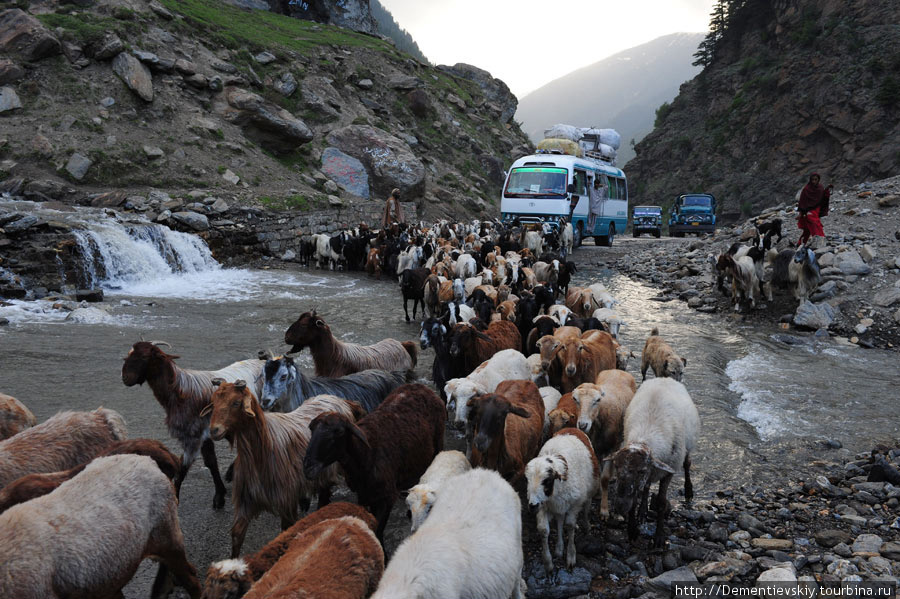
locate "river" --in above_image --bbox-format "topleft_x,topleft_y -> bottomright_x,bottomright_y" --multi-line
0,203 -> 897,597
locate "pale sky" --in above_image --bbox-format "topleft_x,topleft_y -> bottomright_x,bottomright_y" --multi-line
378,0 -> 715,98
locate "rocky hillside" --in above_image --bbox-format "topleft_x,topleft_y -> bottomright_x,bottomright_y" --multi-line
516,33 -> 704,165
626,0 -> 900,219
0,0 -> 531,220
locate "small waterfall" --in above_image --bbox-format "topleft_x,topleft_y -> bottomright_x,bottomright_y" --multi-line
72,220 -> 220,290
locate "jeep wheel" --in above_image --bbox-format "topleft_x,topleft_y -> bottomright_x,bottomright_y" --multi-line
633,230 -> 639,238
654,230 -> 661,238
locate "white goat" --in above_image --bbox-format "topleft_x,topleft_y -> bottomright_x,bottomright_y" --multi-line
587,283 -> 617,309
539,386 -> 562,437
547,304 -> 571,326
455,253 -> 477,279
526,429 -> 600,575
533,260 -> 560,288
609,377 -> 699,547
372,468 -> 526,599
592,307 -> 624,339
314,233 -> 340,270
446,301 -> 476,325
527,354 -> 547,386
444,349 -> 531,425
561,223 -> 574,256
522,230 -> 543,256
397,245 -> 423,276
405,450 -> 471,532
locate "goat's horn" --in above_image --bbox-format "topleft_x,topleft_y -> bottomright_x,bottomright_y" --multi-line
234,379 -> 247,390
211,378 -> 225,387
150,341 -> 172,349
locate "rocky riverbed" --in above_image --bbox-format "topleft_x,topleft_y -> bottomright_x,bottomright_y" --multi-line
602,175 -> 900,351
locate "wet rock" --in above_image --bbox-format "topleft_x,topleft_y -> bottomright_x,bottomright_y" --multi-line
326,124 -> 425,199
0,85 -> 21,113
221,86 -> 313,153
0,58 -> 24,84
65,153 -> 92,181
816,529 -> 852,548
525,566 -> 591,599
171,211 -> 209,231
647,566 -> 697,592
92,34 -> 125,60
75,289 -> 104,303
851,534 -> 883,556
0,9 -> 61,61
793,300 -> 835,330
3,214 -> 38,233
113,52 -> 154,102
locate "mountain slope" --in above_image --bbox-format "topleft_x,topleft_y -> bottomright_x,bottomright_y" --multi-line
515,33 -> 704,164
626,0 -> 900,218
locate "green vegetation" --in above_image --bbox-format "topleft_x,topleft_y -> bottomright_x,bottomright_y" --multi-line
790,8 -> 821,47
654,101 -> 673,128
158,0 -> 392,54
36,13 -> 135,45
259,194 -> 312,211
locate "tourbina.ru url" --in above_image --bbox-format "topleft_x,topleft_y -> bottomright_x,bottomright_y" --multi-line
673,582 -> 897,598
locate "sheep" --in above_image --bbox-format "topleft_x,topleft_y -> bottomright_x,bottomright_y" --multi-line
201,502 -> 376,599
547,392 -> 578,436
0,438 -> 179,514
521,229 -> 544,256
547,304 -> 571,326
405,450 -> 472,532
0,392 -> 35,440
284,310 -> 417,377
443,348 -> 531,426
400,267 -> 430,322
526,314 -> 560,356
121,340 -> 264,508
467,379 -> 545,483
371,468 -> 526,599
592,307 -> 624,339
556,330 -> 618,393
424,274 -> 447,316
0,454 -> 200,599
587,283 -> 617,309
534,325 -> 580,386
495,299 -> 518,323
0,407 -> 126,491
304,383 -> 446,542
526,428 -> 600,575
242,516 -> 383,599
565,286 -> 594,318
315,232 -> 341,270
365,247 -> 382,278
614,341 -> 637,371
205,382 -> 354,557
527,353 -> 547,386
610,377 -> 699,547
641,327 -> 687,382
260,355 -> 407,413
449,319 -> 521,376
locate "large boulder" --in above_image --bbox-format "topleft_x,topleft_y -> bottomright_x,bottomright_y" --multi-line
220,86 -> 313,153
112,52 -> 154,102
0,9 -> 60,62
326,125 -> 425,199
793,299 -> 835,330
300,76 -> 342,121
834,249 -> 871,275
320,147 -> 370,198
171,211 -> 209,231
438,63 -> 518,123
281,0 -> 377,34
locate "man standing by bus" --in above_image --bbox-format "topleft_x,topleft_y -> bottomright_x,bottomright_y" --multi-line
588,176 -> 607,230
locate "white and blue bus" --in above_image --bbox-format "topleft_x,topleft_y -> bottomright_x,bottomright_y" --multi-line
499,152 -> 628,247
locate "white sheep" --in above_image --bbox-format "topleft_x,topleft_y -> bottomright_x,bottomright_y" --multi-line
0,454 -> 199,599
526,429 -> 600,575
587,283 -> 617,309
405,450 -> 472,532
547,304 -> 571,326
443,348 -> 531,425
591,307 -> 624,339
539,386 -> 562,437
609,377 -> 699,548
456,253 -> 477,279
372,468 -> 526,599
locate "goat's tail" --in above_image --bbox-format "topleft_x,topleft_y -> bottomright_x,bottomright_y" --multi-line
650,327 -> 660,337
401,341 -> 419,369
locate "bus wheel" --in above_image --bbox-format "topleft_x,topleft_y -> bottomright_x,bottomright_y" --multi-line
605,224 -> 615,247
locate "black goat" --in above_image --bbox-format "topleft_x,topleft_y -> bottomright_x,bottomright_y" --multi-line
400,267 -> 429,322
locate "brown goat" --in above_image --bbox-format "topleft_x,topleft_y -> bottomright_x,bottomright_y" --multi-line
495,300 -> 517,323
467,379 -> 545,483
547,392 -> 578,436
284,311 -> 417,377
244,516 -> 384,599
0,393 -> 36,440
641,327 -> 687,382
0,408 -> 127,491
365,248 -> 382,279
204,382 -> 353,557
0,438 -> 179,515
449,320 -> 521,376
202,502 -> 376,599
557,330 -> 617,393
304,383 -> 446,543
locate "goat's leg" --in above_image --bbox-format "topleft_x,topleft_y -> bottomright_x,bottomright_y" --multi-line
637,484 -> 650,525
224,460 -> 234,483
155,547 -> 201,599
403,296 -> 411,322
626,499 -> 640,541
537,508 -> 553,576
599,460 -> 612,519
554,514 -> 564,558
684,453 -> 694,503
317,485 -> 332,508
175,440 -> 202,501
653,474 -> 673,548
231,516 -> 250,558
565,509 -> 579,570
373,500 -> 393,544
150,564 -> 174,599
200,438 -> 226,509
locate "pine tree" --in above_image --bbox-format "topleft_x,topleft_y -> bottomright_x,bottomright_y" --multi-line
693,0 -> 729,67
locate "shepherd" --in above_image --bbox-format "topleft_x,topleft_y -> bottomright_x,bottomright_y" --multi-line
796,173 -> 832,247
382,188 -> 405,228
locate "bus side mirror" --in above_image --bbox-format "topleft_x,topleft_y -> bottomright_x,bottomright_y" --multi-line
567,184 -> 575,193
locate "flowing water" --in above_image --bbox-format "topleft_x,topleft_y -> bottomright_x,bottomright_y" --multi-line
1,203 -> 898,597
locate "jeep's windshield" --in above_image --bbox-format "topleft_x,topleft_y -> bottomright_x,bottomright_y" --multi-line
504,167 -> 568,198
634,206 -> 661,215
682,195 -> 712,207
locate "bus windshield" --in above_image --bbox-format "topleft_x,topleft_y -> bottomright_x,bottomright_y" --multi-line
504,167 -> 568,198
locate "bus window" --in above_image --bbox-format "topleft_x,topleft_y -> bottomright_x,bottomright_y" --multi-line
573,170 -> 587,196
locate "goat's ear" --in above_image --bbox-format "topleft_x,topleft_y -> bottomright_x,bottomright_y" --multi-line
652,458 -> 675,475
199,403 -> 213,418
211,378 -> 225,387
508,405 -> 531,418
315,319 -> 325,328
681,357 -> 687,367
242,395 -> 255,418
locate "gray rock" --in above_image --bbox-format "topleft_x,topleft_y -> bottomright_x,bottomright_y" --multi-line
793,300 -> 835,330
208,75 -> 224,92
142,145 -> 165,159
185,73 -> 207,88
833,542 -> 853,558
816,529 -> 852,548
0,86 -> 21,113
0,9 -> 61,62
112,52 -> 153,102
389,75 -> 420,90
438,62 -> 518,123
65,153 -> 92,180
209,198 -> 229,214
100,96 -> 116,108
328,195 -> 343,206
222,169 -> 240,185
174,59 -> 195,75
738,512 -> 764,531
851,534 -> 883,556
320,147 -> 370,198
0,58 -> 25,85
221,87 -> 313,153
92,34 -> 124,61
300,76 -> 343,122
809,280 -> 837,302
757,567 -> 797,584
648,566 -> 697,592
357,78 -> 373,89
132,49 -> 160,66
873,287 -> 900,308
819,252 -> 835,267
148,1 -> 174,20
253,51 -> 276,64
859,244 -> 876,263
274,72 -> 297,97
75,288 -> 104,303
834,250 -> 871,275
281,249 -> 296,261
171,211 -> 209,231
3,214 -> 38,233
323,180 -> 339,193
881,541 -> 900,560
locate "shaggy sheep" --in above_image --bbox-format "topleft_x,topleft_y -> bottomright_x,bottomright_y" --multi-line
405,450 -> 472,532
449,319 -> 521,376
641,328 -> 687,382
443,348 -> 531,425
0,392 -> 35,440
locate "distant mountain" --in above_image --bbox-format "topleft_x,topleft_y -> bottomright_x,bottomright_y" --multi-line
370,0 -> 429,64
515,33 -> 704,164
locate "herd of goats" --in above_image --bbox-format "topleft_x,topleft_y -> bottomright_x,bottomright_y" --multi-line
0,217 -> 819,599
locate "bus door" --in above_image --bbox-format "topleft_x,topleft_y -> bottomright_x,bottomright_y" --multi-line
589,173 -> 608,233
570,169 -> 588,222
